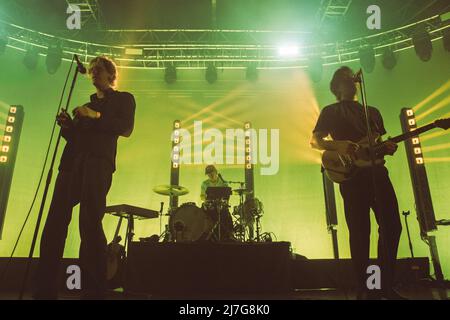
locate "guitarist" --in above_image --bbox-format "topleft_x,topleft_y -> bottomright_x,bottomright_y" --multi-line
310,66 -> 404,300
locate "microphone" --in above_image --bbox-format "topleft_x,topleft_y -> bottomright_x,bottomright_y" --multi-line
218,173 -> 226,183
353,68 -> 362,82
74,54 -> 87,74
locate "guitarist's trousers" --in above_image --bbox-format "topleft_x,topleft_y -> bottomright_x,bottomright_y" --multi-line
33,153 -> 113,299
339,166 -> 402,293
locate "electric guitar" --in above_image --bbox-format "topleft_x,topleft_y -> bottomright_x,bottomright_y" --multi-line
322,118 -> 450,183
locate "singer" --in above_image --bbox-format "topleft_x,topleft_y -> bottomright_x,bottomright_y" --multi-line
310,66 -> 404,300
33,56 -> 136,299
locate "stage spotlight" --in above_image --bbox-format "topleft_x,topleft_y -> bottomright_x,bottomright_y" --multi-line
0,32 -> 7,55
278,45 -> 300,58
358,45 -> 375,73
246,64 -> 258,82
382,47 -> 397,70
46,42 -> 63,74
164,64 -> 177,84
443,27 -> 450,53
205,64 -> 217,84
23,47 -> 39,70
412,25 -> 433,61
307,56 -> 323,83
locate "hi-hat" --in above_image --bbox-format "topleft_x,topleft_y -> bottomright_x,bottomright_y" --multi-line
153,185 -> 189,196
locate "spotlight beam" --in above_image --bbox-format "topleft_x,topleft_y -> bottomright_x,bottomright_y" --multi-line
184,110 -> 242,130
412,80 -> 450,113
424,157 -> 450,163
422,142 -> 450,153
420,130 -> 450,142
415,95 -> 450,121
182,85 -> 249,123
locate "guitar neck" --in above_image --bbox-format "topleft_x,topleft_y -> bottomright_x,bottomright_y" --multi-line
390,123 -> 436,144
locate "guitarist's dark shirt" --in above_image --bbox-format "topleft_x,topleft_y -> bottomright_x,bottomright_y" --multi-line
313,100 -> 386,142
59,89 -> 136,172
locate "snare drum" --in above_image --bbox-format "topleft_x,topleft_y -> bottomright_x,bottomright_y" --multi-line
169,203 -> 213,242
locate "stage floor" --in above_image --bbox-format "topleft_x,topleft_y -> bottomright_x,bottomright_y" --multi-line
1,284 -> 448,300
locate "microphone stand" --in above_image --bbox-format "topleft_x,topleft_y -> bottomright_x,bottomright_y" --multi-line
19,55 -> 83,299
357,70 -> 389,283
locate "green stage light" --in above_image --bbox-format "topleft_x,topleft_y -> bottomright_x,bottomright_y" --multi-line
205,64 -> 217,84
164,64 -> 177,84
382,47 -> 397,70
443,27 -> 450,53
359,45 -> 375,73
307,56 -> 323,83
46,42 -> 63,74
23,47 -> 39,70
0,32 -> 7,55
412,25 -> 433,62
246,64 -> 258,82
277,45 -> 300,58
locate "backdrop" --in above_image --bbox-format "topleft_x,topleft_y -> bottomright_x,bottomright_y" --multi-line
0,41 -> 449,278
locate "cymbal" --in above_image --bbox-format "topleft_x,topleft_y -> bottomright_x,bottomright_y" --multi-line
232,188 -> 253,195
153,185 -> 189,196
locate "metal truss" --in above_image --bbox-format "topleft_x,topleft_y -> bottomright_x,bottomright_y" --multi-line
317,0 -> 353,25
92,28 -> 311,46
0,15 -> 448,69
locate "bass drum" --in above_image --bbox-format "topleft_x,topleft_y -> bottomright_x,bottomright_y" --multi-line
169,203 -> 213,242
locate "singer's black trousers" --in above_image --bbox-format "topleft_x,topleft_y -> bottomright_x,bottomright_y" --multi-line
34,153 -> 113,299
339,166 -> 402,293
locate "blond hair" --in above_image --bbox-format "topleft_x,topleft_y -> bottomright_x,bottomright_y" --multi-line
88,56 -> 118,87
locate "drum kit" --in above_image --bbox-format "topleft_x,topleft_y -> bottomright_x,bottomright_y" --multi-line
152,183 -> 264,242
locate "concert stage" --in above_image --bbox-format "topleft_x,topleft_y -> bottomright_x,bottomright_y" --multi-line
1,1 -> 450,302
0,242 -> 433,298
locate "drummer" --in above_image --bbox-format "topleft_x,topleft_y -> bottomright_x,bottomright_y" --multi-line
200,165 -> 234,241
200,165 -> 228,201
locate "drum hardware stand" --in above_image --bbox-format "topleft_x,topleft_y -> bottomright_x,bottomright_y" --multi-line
113,216 -> 124,243
235,182 -> 246,241
255,211 -> 263,242
164,193 -> 179,242
227,180 -> 247,241
205,187 -> 232,242
123,214 -> 135,258
206,200 -> 223,241
402,210 -> 415,258
158,201 -> 165,238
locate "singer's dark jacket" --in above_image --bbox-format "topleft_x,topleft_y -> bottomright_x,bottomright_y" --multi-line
59,89 -> 136,172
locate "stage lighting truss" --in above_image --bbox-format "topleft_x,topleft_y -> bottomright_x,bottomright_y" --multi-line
316,0 -> 353,27
403,109 -> 425,166
1,106 -> 22,164
244,122 -> 253,170
171,120 -> 181,169
400,108 -> 438,235
0,15 -> 448,70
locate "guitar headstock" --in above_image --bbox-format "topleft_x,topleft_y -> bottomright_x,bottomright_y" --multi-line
435,118 -> 450,130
